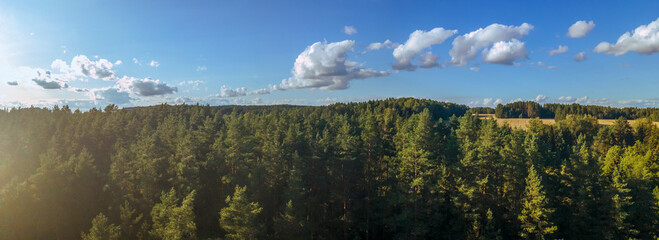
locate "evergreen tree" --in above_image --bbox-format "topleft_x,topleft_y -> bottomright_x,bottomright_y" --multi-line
518,164 -> 557,239
606,168 -> 638,239
273,200 -> 305,239
219,185 -> 263,240
81,213 -> 121,240
150,188 -> 197,240
482,209 -> 502,240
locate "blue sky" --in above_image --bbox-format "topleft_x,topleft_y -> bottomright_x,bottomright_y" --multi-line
1,0 -> 659,109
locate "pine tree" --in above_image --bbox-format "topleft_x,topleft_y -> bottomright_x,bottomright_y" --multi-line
149,188 -> 197,240
273,200 -> 305,239
219,185 -> 263,240
518,164 -> 557,240
607,168 -> 638,239
482,209 -> 502,240
81,213 -> 121,240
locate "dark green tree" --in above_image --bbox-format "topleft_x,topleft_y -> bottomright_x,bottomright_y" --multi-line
518,164 -> 557,239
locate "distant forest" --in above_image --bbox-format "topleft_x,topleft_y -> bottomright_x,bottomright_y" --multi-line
470,101 -> 659,120
1,98 -> 658,239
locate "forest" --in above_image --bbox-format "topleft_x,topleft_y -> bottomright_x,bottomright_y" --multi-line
0,97 -> 658,239
491,101 -> 659,120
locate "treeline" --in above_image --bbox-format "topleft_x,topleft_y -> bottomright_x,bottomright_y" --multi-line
493,101 -> 659,120
0,98 -> 658,239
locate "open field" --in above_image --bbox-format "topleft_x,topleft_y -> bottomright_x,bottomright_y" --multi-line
475,114 -> 659,129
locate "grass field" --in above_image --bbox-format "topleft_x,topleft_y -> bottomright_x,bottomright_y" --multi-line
475,114 -> 659,130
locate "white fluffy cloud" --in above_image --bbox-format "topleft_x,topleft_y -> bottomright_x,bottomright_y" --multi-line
51,55 -> 116,80
594,18 -> 659,56
343,26 -> 357,35
418,52 -> 440,68
117,76 -> 177,96
482,98 -> 503,106
567,20 -> 595,38
277,40 -> 389,90
366,40 -> 398,51
549,45 -> 569,56
449,23 -> 533,66
573,51 -> 587,62
220,85 -> 247,97
393,28 -> 457,70
482,39 -> 527,65
534,94 -> 548,103
149,60 -> 160,67
558,96 -> 577,103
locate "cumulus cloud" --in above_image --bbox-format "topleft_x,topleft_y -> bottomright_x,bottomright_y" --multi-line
482,39 -> 527,65
393,27 -> 457,70
89,87 -> 132,105
49,55 -> 116,81
366,39 -> 398,51
567,20 -> 595,38
573,51 -> 587,61
114,60 -> 122,65
32,71 -> 68,89
449,23 -> 533,66
418,52 -> 440,68
250,88 -> 271,95
132,58 -> 140,64
509,98 -> 523,103
558,96 -> 577,103
594,18 -> 659,56
149,60 -> 159,67
534,94 -> 548,103
483,98 -> 503,106
549,45 -> 569,56
6,81 -> 18,86
220,85 -> 247,97
343,26 -> 357,35
277,40 -> 389,90
117,76 -> 177,96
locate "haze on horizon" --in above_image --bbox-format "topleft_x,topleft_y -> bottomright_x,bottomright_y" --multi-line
1,0 -> 659,109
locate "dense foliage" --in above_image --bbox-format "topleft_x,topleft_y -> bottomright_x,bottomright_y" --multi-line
494,101 -> 659,120
1,98 -> 658,239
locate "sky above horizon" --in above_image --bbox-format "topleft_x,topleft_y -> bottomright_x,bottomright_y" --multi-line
1,0 -> 659,110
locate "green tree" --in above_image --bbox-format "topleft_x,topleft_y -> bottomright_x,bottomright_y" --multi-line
606,169 -> 638,239
518,164 -> 557,239
219,185 -> 263,240
150,188 -> 197,240
81,213 -> 121,240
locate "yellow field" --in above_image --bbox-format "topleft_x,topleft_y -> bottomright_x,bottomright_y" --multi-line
475,114 -> 659,130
